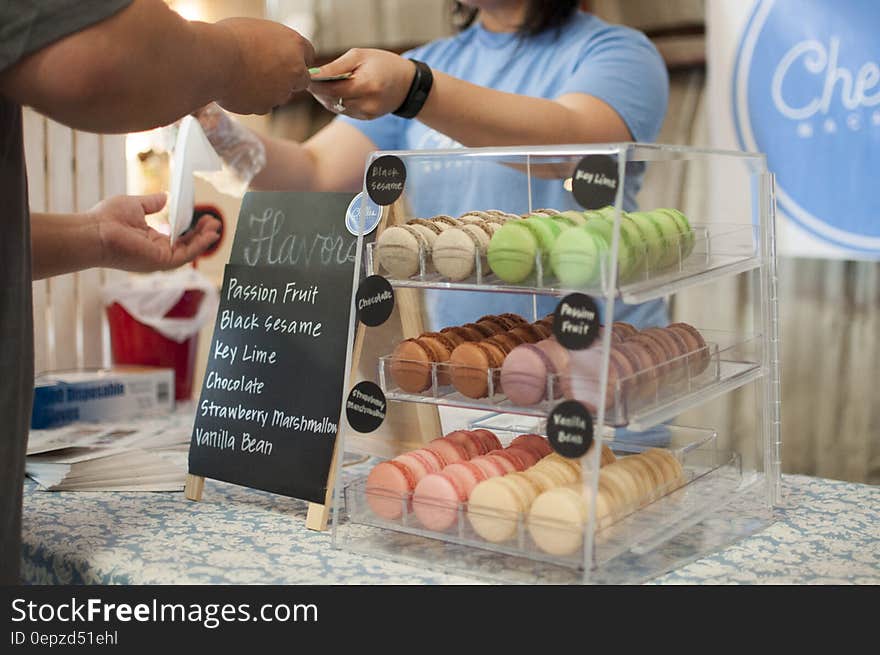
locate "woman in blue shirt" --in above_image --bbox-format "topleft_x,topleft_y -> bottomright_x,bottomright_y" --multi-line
212,0 -> 669,328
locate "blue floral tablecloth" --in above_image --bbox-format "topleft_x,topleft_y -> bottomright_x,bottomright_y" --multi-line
21,473 -> 879,585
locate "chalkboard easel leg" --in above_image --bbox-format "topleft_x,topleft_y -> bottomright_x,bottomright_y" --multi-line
185,474 -> 205,501
305,502 -> 330,531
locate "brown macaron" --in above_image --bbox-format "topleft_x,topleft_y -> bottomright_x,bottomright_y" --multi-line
615,340 -> 659,404
667,322 -> 710,376
390,339 -> 437,393
464,322 -> 497,338
442,325 -> 484,342
612,322 -> 639,340
476,318 -> 508,335
635,330 -> 678,379
498,313 -> 527,325
509,324 -> 544,343
449,341 -> 506,398
531,322 -> 553,339
416,333 -> 456,386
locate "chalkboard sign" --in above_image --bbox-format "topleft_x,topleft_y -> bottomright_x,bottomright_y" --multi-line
188,192 -> 359,504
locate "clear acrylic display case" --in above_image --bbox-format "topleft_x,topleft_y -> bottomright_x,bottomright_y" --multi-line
331,143 -> 781,584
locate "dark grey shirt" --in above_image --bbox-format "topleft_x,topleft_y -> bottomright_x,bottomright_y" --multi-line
0,0 -> 131,584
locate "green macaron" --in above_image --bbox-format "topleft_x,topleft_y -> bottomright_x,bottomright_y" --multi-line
487,221 -> 538,283
656,208 -> 695,259
550,226 -> 608,288
627,211 -> 665,272
584,217 -> 637,283
556,210 -> 588,226
521,216 -> 559,265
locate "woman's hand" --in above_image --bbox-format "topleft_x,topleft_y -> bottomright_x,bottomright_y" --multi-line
309,49 -> 415,120
90,194 -> 221,272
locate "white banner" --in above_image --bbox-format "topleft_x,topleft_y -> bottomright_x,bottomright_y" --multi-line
707,0 -> 880,259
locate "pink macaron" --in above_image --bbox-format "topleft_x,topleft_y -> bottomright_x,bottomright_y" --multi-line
426,438 -> 469,465
488,448 -> 529,471
471,429 -> 502,452
366,460 -> 417,520
509,433 -> 553,458
409,448 -> 445,472
469,455 -> 508,478
412,471 -> 468,531
500,343 -> 555,406
483,453 -> 518,474
443,430 -> 484,458
505,446 -> 541,468
393,452 -> 435,483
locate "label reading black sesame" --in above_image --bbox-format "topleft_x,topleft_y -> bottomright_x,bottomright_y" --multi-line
547,400 -> 594,459
553,293 -> 600,350
346,381 -> 386,433
366,155 -> 407,206
571,155 -> 619,210
356,275 -> 394,327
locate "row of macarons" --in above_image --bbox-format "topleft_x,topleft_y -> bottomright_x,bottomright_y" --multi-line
389,312 -> 710,413
507,321 -> 712,412
389,312 -> 555,399
366,430 -> 605,524
499,448 -> 686,557
375,206 -> 694,287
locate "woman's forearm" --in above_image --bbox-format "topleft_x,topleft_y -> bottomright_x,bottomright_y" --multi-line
417,71 -> 632,147
30,212 -> 102,280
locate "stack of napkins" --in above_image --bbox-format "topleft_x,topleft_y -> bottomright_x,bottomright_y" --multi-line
26,413 -> 193,492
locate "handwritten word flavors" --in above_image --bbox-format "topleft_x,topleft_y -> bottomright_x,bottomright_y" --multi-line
243,208 -> 357,267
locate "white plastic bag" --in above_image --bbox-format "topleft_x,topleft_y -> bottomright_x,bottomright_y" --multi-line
102,269 -> 219,343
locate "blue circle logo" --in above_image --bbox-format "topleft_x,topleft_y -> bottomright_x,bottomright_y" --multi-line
345,192 -> 382,236
733,0 -> 880,253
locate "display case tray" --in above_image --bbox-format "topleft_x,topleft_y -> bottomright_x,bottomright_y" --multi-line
379,329 -> 763,432
343,429 -> 743,573
367,222 -> 758,304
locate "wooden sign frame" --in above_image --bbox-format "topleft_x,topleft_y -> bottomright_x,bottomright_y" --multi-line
186,195 -> 441,531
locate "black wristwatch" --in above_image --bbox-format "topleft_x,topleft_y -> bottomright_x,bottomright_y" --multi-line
393,59 -> 433,119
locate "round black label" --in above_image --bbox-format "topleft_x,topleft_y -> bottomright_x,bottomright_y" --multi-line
356,275 -> 394,327
365,155 -> 407,206
571,155 -> 619,210
553,293 -> 600,350
547,400 -> 594,459
346,381 -> 387,433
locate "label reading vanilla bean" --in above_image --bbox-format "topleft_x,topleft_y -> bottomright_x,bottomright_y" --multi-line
547,400 -> 594,459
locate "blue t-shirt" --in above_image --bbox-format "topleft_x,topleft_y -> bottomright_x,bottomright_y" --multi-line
339,11 -> 669,329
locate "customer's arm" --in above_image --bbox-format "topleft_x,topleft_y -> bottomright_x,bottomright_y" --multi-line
0,0 -> 315,132
309,49 -> 634,146
31,195 -> 221,280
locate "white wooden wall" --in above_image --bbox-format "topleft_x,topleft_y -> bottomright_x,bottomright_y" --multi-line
23,108 -> 128,375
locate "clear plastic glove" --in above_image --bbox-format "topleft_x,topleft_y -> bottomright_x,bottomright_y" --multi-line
192,103 -> 267,196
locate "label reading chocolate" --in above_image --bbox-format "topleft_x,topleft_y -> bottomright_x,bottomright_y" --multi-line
366,155 -> 406,206
571,155 -> 619,210
346,381 -> 386,433
553,293 -> 600,350
356,275 -> 394,327
547,401 -> 594,459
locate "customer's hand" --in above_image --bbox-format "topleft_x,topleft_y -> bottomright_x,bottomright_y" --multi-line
214,18 -> 315,114
90,194 -> 221,272
309,49 -> 415,120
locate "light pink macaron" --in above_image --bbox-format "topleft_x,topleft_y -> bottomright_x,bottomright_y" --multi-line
366,460 -> 417,520
412,471 -> 468,531
426,438 -> 469,466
